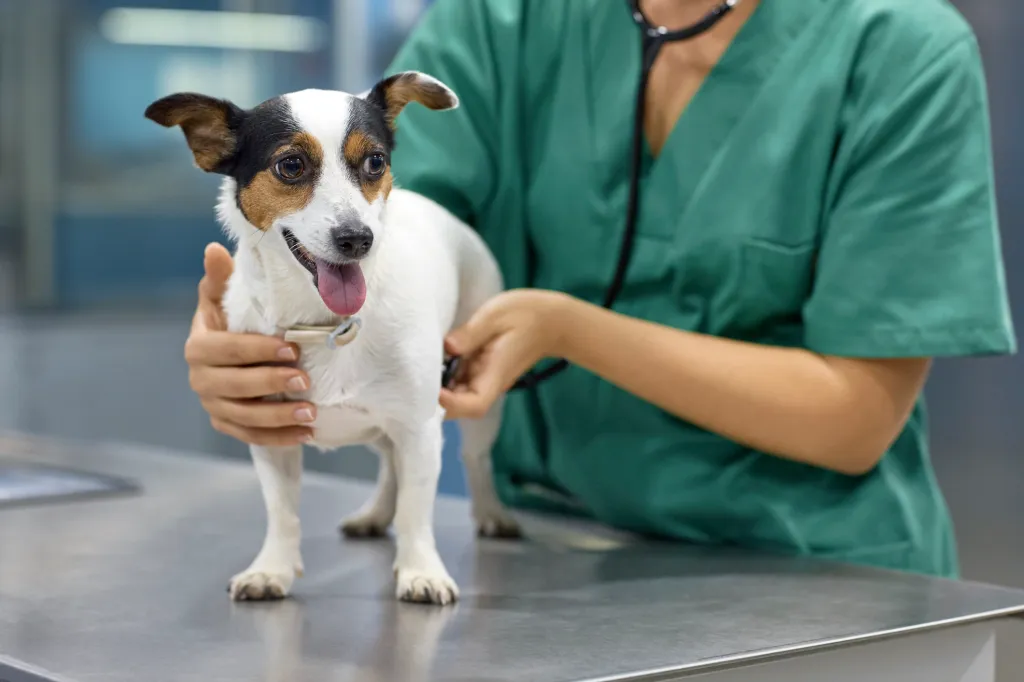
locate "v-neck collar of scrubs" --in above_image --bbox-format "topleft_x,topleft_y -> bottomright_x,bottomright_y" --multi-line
587,0 -> 827,240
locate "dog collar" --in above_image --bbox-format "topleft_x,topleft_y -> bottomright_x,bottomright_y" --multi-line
243,280 -> 361,350
282,317 -> 361,350
243,247 -> 362,350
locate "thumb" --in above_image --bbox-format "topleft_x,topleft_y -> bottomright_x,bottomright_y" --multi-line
199,242 -> 234,305
445,314 -> 496,357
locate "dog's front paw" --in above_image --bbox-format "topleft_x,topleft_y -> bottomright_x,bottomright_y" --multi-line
228,566 -> 298,601
474,509 -> 522,539
394,568 -> 459,606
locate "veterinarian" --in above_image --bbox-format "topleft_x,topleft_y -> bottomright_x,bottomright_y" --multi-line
184,0 -> 1015,578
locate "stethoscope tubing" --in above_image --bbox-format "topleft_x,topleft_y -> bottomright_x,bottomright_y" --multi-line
506,0 -> 740,391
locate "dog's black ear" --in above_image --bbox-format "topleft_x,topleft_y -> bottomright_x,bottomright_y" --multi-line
145,93 -> 245,173
365,71 -> 459,131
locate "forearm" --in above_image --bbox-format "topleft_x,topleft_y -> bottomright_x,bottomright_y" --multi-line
553,297 -> 927,475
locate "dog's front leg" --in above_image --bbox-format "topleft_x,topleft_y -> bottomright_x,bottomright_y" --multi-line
229,445 -> 304,600
389,415 -> 458,605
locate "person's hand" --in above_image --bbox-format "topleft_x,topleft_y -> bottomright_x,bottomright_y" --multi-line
185,242 -> 316,446
440,290 -> 570,419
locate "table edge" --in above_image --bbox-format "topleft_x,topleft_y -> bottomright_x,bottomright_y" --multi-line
586,606 -> 1024,682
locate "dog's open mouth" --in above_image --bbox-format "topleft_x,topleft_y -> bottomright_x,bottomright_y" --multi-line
282,229 -> 367,317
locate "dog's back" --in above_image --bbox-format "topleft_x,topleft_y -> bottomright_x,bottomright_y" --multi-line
381,187 -> 504,335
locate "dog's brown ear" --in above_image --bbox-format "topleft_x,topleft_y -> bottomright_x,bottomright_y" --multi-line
366,71 -> 459,130
145,93 -> 244,173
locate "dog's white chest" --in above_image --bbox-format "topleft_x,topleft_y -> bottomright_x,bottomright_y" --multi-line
287,338 -> 390,449
310,402 -> 383,448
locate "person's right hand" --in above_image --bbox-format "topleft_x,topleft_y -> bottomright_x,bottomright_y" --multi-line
185,242 -> 316,446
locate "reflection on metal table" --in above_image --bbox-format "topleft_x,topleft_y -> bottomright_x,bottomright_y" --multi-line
0,431 -> 1021,682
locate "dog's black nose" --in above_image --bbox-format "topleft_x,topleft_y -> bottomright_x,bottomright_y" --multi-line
331,223 -> 374,260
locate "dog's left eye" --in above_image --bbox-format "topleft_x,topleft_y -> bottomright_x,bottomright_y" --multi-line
275,156 -> 306,181
362,153 -> 386,178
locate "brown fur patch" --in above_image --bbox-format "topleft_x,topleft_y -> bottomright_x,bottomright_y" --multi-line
343,130 -> 375,167
290,131 -> 324,168
380,73 -> 456,129
238,171 -> 313,230
144,94 -> 237,171
237,131 -> 324,230
363,169 -> 393,203
343,130 -> 392,203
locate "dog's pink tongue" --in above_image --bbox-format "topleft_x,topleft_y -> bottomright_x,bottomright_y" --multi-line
316,260 -> 366,316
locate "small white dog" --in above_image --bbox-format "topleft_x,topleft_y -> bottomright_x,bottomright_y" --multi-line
146,71 -> 520,605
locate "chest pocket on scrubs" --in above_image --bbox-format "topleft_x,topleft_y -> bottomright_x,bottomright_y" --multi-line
731,237 -> 816,344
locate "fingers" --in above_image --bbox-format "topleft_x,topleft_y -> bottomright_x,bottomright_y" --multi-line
440,388 -> 490,420
192,243 -> 234,334
195,360 -> 315,446
444,326 -> 480,357
440,387 -> 500,420
199,242 -> 234,305
439,361 -> 506,420
202,396 -> 316,429
192,303 -> 224,334
185,330 -> 298,368
445,309 -> 500,357
188,243 -> 312,448
210,417 -> 312,447
189,364 -> 309,400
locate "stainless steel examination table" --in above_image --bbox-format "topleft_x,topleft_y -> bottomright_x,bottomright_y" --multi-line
1,432 -> 1022,682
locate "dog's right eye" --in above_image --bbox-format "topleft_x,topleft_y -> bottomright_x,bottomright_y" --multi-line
274,156 -> 306,181
362,153 -> 386,178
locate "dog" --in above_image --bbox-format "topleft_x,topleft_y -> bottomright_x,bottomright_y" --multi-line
145,71 -> 521,606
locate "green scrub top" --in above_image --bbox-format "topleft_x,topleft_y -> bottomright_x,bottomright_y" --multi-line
386,0 -> 1016,577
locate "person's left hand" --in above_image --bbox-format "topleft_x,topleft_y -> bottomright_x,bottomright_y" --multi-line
440,289 -> 570,419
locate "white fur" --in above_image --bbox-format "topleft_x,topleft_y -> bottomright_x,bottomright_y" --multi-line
219,82 -> 518,605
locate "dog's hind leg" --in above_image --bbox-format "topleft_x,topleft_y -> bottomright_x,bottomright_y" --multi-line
459,396 -> 521,539
229,444 -> 304,601
389,412 -> 459,605
340,436 -> 398,538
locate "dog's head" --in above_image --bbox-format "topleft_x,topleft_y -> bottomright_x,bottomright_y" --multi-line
145,72 -> 458,317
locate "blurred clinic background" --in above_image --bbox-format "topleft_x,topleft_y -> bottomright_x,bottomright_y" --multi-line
0,0 -> 1020,625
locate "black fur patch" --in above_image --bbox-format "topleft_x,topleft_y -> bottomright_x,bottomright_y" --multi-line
230,97 -> 302,190
343,96 -> 394,185
366,80 -> 393,125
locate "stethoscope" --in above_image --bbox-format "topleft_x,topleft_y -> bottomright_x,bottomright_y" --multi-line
443,0 -> 741,392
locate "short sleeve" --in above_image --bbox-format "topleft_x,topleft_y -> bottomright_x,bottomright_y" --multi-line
384,0 -> 519,226
804,35 -> 1016,358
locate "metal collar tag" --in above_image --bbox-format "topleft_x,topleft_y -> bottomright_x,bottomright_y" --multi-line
282,317 -> 361,350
